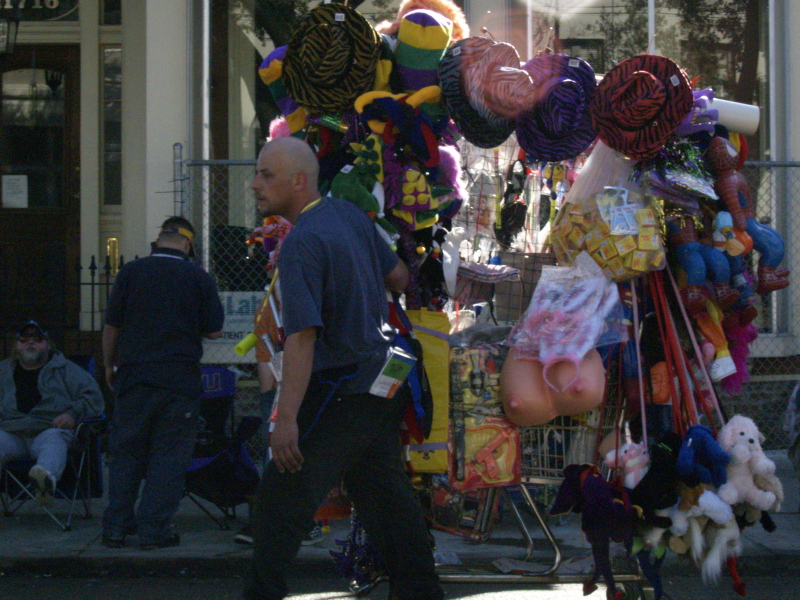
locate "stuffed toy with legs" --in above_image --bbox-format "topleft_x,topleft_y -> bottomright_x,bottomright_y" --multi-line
704,127 -> 789,296
716,414 -> 777,511
551,464 -> 638,600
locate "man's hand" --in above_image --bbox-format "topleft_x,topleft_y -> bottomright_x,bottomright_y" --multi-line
52,413 -> 76,430
269,415 -> 303,474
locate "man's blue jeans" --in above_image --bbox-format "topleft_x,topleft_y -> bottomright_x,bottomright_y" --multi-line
244,381 -> 442,600
102,384 -> 199,544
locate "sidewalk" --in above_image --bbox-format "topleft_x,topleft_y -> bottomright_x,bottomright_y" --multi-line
0,451 -> 797,580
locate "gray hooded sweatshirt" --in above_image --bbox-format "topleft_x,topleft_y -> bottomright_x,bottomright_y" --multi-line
0,351 -> 104,434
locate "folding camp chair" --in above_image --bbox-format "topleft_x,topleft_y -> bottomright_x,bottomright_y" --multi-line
1,355 -> 106,531
1,419 -> 105,532
184,365 -> 261,530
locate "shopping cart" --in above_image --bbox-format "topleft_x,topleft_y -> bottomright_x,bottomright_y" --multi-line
437,410 -> 662,600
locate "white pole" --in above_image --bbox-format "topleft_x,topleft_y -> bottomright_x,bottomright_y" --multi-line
527,0 -> 532,60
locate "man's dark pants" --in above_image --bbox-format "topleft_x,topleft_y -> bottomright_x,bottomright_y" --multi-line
102,384 -> 199,545
245,386 -> 443,600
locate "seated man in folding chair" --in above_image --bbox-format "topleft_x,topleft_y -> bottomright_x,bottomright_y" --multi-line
0,320 -> 105,505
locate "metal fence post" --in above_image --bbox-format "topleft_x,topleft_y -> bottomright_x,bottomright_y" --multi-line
173,142 -> 185,217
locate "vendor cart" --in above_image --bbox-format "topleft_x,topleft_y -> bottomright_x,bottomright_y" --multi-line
435,412 -> 662,600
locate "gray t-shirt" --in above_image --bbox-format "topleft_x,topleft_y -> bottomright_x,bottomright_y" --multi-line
278,196 -> 398,394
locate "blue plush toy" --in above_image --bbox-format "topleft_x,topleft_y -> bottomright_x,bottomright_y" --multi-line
676,424 -> 730,487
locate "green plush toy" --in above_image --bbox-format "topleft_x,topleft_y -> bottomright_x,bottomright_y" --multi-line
329,160 -> 399,249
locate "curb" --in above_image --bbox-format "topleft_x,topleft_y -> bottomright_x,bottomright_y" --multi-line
0,554 -> 342,579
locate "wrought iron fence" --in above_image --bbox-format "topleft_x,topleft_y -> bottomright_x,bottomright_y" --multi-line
181,151 -> 800,450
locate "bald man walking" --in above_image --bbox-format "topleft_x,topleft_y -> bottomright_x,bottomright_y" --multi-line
244,137 -> 443,600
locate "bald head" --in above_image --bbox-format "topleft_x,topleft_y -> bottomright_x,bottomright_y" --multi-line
264,137 -> 319,189
252,137 -> 321,222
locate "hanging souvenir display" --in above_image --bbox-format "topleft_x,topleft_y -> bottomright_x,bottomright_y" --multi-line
243,5 -> 793,598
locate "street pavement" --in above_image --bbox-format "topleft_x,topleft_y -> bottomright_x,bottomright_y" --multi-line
0,450 -> 797,600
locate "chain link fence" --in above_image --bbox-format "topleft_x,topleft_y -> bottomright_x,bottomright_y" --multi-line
182,152 -> 800,453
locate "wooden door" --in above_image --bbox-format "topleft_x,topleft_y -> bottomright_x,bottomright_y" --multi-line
0,45 -> 80,342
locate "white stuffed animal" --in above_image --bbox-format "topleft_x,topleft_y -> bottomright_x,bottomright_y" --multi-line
700,518 -> 741,584
716,415 -> 777,511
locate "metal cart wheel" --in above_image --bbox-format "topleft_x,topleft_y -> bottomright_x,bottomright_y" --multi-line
607,581 -> 643,600
349,574 -> 387,597
638,587 -> 673,600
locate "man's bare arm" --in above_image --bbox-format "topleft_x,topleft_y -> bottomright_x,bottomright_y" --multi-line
270,326 -> 317,474
384,260 -> 409,293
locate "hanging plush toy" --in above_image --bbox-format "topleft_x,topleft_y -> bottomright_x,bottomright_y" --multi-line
716,415 -> 777,511
675,424 -> 730,488
632,432 -> 683,548
704,127 -> 790,295
551,464 -> 638,600
665,213 -> 738,315
604,439 -> 649,490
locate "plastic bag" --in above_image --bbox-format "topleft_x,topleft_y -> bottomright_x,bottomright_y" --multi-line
506,254 -> 625,389
550,141 -> 666,281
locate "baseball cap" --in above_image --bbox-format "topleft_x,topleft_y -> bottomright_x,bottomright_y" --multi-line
17,320 -> 48,339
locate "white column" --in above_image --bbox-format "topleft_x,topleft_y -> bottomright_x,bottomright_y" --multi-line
79,0 -> 100,330
120,0 -> 190,259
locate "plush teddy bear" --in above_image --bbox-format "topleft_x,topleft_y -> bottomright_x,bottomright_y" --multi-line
676,424 -> 730,488
716,415 -> 777,511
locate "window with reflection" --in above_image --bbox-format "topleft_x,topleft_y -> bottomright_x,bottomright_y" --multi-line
0,67 -> 65,207
102,47 -> 122,206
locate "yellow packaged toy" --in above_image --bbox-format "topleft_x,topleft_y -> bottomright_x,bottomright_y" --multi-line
551,141 -> 666,281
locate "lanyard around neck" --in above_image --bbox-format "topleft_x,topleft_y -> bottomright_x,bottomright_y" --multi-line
301,196 -> 322,214
264,196 -> 323,307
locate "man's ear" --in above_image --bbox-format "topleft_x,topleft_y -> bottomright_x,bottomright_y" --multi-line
291,170 -> 308,191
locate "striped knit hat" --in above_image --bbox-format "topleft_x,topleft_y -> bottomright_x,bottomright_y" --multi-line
591,54 -> 693,161
395,9 -> 453,93
282,3 -> 382,115
515,54 -> 597,162
258,46 -> 307,134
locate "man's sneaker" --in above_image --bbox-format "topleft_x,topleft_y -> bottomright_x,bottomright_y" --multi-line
28,465 -> 55,507
234,525 -> 253,546
301,524 -> 325,546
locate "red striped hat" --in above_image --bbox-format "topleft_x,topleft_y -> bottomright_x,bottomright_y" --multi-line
590,54 -> 693,161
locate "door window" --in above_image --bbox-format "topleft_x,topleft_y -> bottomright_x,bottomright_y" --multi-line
1,67 -> 65,208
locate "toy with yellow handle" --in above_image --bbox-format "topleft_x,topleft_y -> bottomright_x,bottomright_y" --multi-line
235,333 -> 259,357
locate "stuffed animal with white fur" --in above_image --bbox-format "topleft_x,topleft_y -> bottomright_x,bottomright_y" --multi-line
700,518 -> 741,584
716,415 -> 777,510
670,482 -> 733,539
604,441 -> 649,489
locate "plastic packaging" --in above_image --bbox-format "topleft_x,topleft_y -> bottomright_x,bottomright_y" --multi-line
550,141 -> 666,281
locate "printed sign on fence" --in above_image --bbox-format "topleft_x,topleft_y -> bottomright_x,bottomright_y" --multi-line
202,291 -> 264,364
